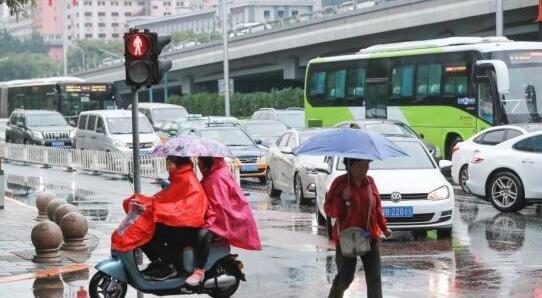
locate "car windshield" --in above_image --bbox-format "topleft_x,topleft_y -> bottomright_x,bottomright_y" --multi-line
299,130 -> 322,144
337,141 -> 434,170
492,50 -> 542,123
278,112 -> 305,129
243,122 -> 288,139
152,108 -> 188,122
26,114 -> 68,126
107,117 -> 153,134
364,123 -> 416,137
200,128 -> 254,146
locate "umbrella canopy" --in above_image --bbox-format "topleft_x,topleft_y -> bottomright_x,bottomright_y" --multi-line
152,135 -> 233,158
293,128 -> 407,160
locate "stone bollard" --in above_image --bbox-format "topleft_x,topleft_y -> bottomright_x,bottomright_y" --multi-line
35,192 -> 56,221
32,276 -> 64,298
46,198 -> 68,221
31,221 -> 63,263
60,212 -> 88,251
53,204 -> 78,225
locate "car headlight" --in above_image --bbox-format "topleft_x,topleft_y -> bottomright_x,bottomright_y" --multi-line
32,131 -> 44,140
427,186 -> 450,201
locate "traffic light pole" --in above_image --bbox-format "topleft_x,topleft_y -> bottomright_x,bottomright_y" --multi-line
130,86 -> 141,194
221,0 -> 231,117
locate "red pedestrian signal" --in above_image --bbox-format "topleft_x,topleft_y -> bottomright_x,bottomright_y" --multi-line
124,29 -> 171,88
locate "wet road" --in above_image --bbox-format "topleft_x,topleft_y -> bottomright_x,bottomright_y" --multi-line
2,161 -> 542,297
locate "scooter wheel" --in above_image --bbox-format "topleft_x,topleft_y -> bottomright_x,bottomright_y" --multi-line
209,276 -> 240,298
89,271 -> 127,298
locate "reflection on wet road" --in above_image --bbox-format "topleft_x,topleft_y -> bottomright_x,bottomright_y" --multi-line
2,162 -> 542,297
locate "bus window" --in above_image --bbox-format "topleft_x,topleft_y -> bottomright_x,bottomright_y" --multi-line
346,68 -> 366,101
326,69 -> 346,99
309,71 -> 326,97
416,64 -> 442,102
391,65 -> 414,99
477,78 -> 494,124
365,79 -> 387,119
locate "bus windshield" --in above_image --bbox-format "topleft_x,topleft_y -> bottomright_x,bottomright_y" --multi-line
492,51 -> 542,123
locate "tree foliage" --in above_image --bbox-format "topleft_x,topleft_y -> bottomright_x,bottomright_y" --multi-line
168,88 -> 304,118
67,39 -> 123,70
0,0 -> 31,16
0,53 -> 61,81
171,31 -> 221,44
0,29 -> 47,53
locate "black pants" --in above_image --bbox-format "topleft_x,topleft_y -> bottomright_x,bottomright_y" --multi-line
141,224 -> 213,270
328,240 -> 382,298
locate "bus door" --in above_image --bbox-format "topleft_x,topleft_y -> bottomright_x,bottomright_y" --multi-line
475,69 -> 502,129
365,78 -> 388,119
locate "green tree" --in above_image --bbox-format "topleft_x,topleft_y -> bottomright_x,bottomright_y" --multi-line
0,53 -> 61,81
0,0 -> 31,15
171,31 -> 220,44
67,40 -> 123,70
0,30 -> 46,54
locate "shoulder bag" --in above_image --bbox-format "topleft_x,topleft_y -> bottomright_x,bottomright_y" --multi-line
337,186 -> 373,258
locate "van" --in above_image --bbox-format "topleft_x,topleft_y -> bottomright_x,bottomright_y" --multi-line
134,103 -> 189,130
75,110 -> 160,153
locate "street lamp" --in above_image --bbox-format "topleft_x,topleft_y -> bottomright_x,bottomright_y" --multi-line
496,0 -> 503,36
221,0 -> 231,117
96,47 -> 121,59
70,44 -> 85,69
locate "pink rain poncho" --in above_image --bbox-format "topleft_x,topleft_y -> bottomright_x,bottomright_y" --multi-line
202,158 -> 262,250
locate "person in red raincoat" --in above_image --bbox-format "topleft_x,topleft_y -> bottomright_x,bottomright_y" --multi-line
325,158 -> 392,298
140,156 -> 209,282
198,157 -> 262,251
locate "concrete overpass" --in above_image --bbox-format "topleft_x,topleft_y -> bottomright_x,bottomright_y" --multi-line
74,0 -> 540,102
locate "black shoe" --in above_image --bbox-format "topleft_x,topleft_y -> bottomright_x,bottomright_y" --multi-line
141,260 -> 162,275
150,264 -> 178,281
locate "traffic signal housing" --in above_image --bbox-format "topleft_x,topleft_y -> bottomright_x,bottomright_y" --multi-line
124,29 -> 172,88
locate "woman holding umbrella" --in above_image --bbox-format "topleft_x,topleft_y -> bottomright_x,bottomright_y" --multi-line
293,128 -> 407,298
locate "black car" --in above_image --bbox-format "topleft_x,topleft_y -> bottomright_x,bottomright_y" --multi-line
181,124 -> 268,182
5,110 -> 75,147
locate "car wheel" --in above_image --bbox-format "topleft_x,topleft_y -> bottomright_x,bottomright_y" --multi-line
294,174 -> 308,205
413,230 -> 427,240
446,135 -> 463,160
437,228 -> 452,239
458,165 -> 470,194
266,169 -> 281,197
489,171 -> 525,212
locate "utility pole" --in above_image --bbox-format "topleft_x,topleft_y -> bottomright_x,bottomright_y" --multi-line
496,0 -> 503,36
221,0 -> 231,116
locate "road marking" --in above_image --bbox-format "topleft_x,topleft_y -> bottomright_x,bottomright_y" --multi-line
0,263 -> 89,284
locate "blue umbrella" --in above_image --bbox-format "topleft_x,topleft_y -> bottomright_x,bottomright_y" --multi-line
293,128 -> 407,160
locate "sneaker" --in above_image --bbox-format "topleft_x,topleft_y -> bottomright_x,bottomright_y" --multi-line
185,268 -> 205,286
141,260 -> 162,276
150,264 -> 178,281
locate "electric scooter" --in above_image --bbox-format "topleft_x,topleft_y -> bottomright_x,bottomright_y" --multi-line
89,241 -> 245,298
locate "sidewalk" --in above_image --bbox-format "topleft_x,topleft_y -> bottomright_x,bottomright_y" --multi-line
0,197 -> 98,282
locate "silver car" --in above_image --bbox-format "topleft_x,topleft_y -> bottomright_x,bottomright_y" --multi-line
266,129 -> 328,204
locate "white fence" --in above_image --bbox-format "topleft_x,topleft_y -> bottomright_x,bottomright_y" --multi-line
0,142 -> 241,184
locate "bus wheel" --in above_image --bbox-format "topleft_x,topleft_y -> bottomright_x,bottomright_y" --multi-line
446,135 -> 463,160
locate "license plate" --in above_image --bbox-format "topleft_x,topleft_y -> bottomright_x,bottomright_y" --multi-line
384,206 -> 413,218
51,141 -> 64,147
241,164 -> 258,172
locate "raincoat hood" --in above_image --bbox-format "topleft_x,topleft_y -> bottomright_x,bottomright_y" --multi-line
201,158 -> 262,250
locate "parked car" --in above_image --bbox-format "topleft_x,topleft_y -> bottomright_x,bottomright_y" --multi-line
75,110 -> 160,153
451,124 -> 542,193
335,119 -> 439,158
251,108 -> 305,129
156,115 -> 241,142
5,110 -> 75,147
134,103 -> 189,129
181,124 -> 268,182
315,136 -> 454,238
266,129 -> 329,204
0,118 -> 8,142
466,131 -> 542,212
241,120 -> 288,147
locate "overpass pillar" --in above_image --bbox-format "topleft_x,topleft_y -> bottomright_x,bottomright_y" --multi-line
283,57 -> 304,81
181,76 -> 195,95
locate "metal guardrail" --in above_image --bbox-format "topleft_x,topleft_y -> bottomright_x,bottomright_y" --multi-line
0,142 -> 241,184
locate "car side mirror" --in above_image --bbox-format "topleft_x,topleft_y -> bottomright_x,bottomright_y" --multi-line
167,129 -> 178,136
255,139 -> 263,145
280,146 -> 293,154
314,167 -> 331,175
96,127 -> 105,134
419,133 -> 425,139
439,160 -> 452,169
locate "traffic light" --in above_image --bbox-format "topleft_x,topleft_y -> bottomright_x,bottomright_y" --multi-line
124,29 -> 172,88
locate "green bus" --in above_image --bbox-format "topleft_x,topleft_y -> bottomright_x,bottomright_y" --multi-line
304,37 -> 542,159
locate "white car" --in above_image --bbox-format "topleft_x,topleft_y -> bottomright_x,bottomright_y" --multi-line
266,129 -> 329,204
466,131 -> 542,212
315,136 -> 454,238
451,124 -> 542,193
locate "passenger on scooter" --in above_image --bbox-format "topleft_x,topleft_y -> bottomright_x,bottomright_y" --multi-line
198,157 -> 262,253
140,156 -> 210,282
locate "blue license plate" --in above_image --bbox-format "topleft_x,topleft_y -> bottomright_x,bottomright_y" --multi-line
384,206 -> 413,218
51,141 -> 64,147
241,165 -> 258,172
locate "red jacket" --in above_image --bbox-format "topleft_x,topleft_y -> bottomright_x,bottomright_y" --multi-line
153,163 -> 208,228
324,174 -> 387,242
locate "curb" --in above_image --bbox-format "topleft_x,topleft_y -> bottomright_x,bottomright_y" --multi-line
0,263 -> 89,284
